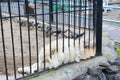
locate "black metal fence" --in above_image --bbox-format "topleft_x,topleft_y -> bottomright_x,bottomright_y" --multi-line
0,0 -> 102,80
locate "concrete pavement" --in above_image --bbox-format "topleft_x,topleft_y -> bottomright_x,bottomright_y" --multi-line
103,22 -> 120,43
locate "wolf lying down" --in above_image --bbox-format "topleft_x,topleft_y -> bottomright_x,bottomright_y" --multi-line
18,33 -> 96,74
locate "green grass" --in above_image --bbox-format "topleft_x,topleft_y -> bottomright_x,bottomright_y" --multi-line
116,47 -> 120,56
115,42 -> 120,57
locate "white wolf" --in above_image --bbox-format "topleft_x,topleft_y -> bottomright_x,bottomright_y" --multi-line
18,33 -> 96,74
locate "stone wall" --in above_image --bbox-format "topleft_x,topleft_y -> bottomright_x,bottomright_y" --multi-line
102,32 -> 117,59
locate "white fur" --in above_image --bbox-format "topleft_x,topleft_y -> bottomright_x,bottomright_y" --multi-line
18,35 -> 95,74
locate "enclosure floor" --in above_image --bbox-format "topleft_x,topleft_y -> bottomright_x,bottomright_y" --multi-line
0,19 -> 56,75
0,19 -> 94,77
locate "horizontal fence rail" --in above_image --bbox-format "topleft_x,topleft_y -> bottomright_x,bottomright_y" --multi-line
0,0 -> 102,80
103,5 -> 120,24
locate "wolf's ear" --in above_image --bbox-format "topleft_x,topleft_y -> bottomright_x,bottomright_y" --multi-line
75,32 -> 85,40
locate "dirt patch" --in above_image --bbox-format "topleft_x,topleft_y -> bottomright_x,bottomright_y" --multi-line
0,19 -> 55,75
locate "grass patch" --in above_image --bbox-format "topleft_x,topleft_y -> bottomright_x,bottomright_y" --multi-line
115,42 -> 120,57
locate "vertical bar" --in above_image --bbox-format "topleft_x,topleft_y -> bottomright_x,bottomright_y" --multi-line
71,1 -> 73,35
7,0 -> 16,79
88,0 -> 91,48
62,0 -> 64,52
42,0 -> 46,70
93,0 -> 96,49
96,0 -> 102,56
34,0 -> 39,71
0,2 -> 2,17
49,0 -> 53,23
49,0 -> 52,58
18,0 -> 24,77
68,0 -> 70,47
56,0 -> 58,52
25,0 -> 32,73
0,3 -> 8,80
73,0 -> 76,46
79,0 -> 82,47
84,0 -> 87,48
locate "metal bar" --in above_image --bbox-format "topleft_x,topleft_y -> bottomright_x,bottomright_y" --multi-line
49,0 -> 53,23
84,0 -> 87,48
34,0 -> 39,71
103,5 -> 120,9
42,0 -> 46,70
26,0 -> 88,4
103,19 -> 120,24
62,0 -> 64,52
49,0 -> 52,59
71,0 -> 73,40
96,0 -> 102,56
79,0 -> 82,47
0,3 -> 2,19
1,8 -> 94,19
17,0 -> 24,77
93,0 -> 97,51
7,0 -> 16,79
56,0 -> 58,52
73,0 -> 76,46
108,2 -> 120,5
0,3 -> 8,80
0,0 -> 102,79
1,3 -> 93,16
88,0 -> 91,48
68,0 -> 70,47
25,0 -> 32,73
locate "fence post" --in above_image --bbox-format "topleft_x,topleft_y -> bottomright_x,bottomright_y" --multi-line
0,9 -> 1,18
49,0 -> 53,23
96,0 -> 103,56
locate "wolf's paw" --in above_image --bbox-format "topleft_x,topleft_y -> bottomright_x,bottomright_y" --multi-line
75,58 -> 80,63
18,66 -> 37,74
17,67 -> 30,74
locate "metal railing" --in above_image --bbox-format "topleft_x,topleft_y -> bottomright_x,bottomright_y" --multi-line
103,5 -> 120,24
0,0 -> 102,80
